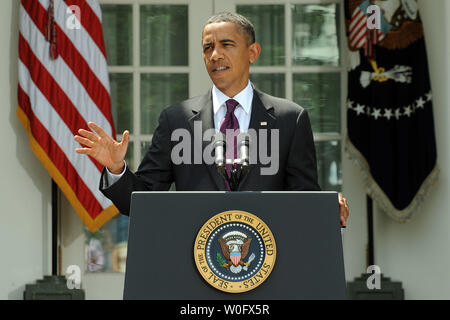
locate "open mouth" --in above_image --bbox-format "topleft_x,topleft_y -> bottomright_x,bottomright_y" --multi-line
213,66 -> 230,73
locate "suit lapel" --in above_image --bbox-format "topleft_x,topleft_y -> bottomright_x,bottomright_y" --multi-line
188,90 -> 226,190
188,87 -> 276,191
237,88 -> 276,190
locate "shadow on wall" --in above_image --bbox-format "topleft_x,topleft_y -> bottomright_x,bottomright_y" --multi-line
8,285 -> 26,300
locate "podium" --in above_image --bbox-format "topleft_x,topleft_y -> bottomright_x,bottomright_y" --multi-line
123,191 -> 346,299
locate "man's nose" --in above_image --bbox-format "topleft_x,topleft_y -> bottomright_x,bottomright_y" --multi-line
211,46 -> 224,61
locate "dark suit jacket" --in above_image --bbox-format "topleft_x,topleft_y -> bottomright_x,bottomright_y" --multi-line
100,87 -> 321,215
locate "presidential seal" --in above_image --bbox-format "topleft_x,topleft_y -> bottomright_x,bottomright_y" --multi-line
194,210 -> 276,293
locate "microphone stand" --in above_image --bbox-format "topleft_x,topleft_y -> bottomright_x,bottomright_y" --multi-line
225,160 -> 244,191
214,133 -> 250,191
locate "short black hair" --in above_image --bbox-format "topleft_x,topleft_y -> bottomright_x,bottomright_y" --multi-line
204,12 -> 255,45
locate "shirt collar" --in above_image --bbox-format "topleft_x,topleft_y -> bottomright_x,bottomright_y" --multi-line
212,81 -> 253,115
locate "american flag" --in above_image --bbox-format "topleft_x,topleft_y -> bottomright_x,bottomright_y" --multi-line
17,0 -> 118,232
348,0 -> 391,57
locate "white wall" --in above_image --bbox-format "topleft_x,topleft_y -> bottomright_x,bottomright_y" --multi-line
1,0 -> 449,300
0,0 -> 52,300
342,0 -> 450,299
374,0 -> 450,299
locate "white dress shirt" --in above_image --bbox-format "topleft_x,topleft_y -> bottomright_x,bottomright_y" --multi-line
212,80 -> 253,132
106,81 -> 254,185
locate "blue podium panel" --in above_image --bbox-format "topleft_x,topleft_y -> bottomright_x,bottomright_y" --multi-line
124,191 -> 346,300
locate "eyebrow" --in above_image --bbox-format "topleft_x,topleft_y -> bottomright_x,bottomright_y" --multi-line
203,39 -> 237,47
220,39 -> 236,44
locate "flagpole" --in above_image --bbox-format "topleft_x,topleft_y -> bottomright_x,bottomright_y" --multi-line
366,195 -> 374,267
51,179 -> 58,276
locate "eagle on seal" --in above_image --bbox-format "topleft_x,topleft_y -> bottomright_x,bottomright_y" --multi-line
218,231 -> 252,268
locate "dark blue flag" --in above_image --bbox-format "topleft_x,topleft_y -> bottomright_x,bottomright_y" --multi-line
345,0 -> 439,222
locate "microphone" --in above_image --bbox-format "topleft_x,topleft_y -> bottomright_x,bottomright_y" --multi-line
238,133 -> 250,174
212,132 -> 226,175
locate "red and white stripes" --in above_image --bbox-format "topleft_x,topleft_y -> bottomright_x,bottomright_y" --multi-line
18,0 -> 118,231
349,6 -> 384,55
349,8 -> 368,49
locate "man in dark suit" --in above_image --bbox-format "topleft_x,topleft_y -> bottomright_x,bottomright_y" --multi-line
74,12 -> 349,226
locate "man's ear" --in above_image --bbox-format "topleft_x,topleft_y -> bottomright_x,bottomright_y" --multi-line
249,42 -> 261,63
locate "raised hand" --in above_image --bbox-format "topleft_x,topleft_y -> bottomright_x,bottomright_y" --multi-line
74,122 -> 130,174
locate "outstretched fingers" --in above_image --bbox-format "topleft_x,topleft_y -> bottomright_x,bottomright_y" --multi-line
75,147 -> 92,155
74,124 -> 131,171
74,135 -> 94,148
88,122 -> 110,139
120,130 -> 130,147
77,128 -> 99,142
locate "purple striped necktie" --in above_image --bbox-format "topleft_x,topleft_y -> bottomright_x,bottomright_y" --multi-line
219,99 -> 240,190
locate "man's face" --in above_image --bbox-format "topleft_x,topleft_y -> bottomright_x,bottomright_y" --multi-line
202,22 -> 260,97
